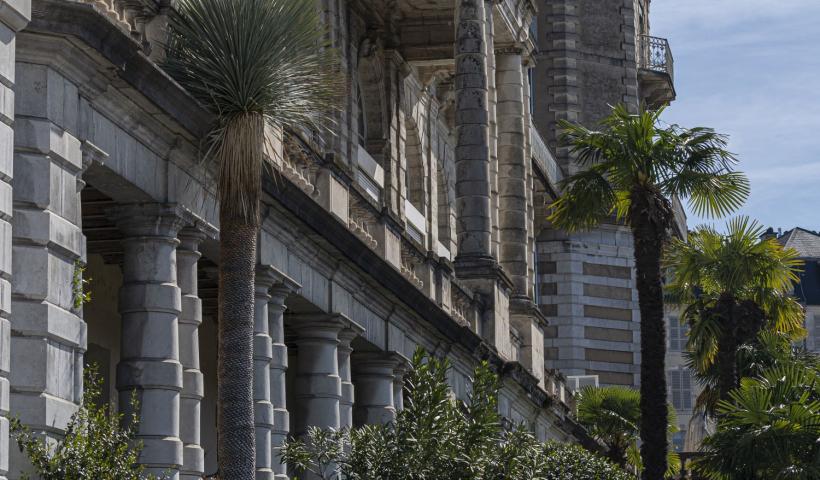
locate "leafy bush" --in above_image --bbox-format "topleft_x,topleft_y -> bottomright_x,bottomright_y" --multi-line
10,368 -> 157,480
539,442 -> 633,480
282,348 -> 627,480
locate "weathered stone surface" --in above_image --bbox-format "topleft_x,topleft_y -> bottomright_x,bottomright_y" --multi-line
112,204 -> 186,480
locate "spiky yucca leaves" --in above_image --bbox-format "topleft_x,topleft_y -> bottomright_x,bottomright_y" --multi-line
549,104 -> 749,480
665,217 -> 805,412
694,362 -> 820,480
164,1 -> 340,478
164,0 -> 341,222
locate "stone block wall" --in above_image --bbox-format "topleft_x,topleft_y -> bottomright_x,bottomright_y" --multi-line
10,61 -> 87,477
0,4 -> 28,477
531,0 -> 643,387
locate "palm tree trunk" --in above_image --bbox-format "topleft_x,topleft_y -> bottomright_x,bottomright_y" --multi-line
218,210 -> 258,479
631,190 -> 670,480
716,295 -> 738,400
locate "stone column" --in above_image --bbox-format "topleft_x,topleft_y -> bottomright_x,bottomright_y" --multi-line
268,281 -> 296,480
291,314 -> 346,435
177,228 -> 208,480
496,48 -> 529,296
392,356 -> 410,412
353,353 -> 398,426
253,267 -> 277,480
10,63 -> 87,478
338,324 -> 363,430
0,5 -> 29,478
113,204 -> 186,479
454,0 -> 492,260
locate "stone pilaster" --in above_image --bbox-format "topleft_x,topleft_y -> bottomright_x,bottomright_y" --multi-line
268,278 -> 298,480
352,353 -> 398,426
113,204 -> 186,479
496,48 -> 529,297
454,0 -> 492,260
291,314 -> 346,434
177,228 -> 206,480
392,356 -> 410,412
253,267 -> 277,480
9,61 -> 86,479
338,325 -> 363,430
0,4 -> 29,477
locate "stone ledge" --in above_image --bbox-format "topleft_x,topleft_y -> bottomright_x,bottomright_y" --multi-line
0,0 -> 30,32
28,0 -> 212,138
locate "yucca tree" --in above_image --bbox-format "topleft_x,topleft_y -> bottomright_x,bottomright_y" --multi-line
164,1 -> 339,477
576,386 -> 680,477
665,217 -> 805,412
549,104 -> 749,480
694,362 -> 820,479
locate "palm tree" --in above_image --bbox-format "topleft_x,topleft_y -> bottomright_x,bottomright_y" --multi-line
665,217 -> 805,412
164,1 -> 339,477
694,361 -> 820,479
549,104 -> 749,480
576,386 -> 680,478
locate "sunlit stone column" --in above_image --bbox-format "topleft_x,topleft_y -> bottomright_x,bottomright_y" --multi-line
338,324 -> 363,430
291,314 -> 346,434
113,204 -> 186,479
177,228 -> 207,480
454,0 -> 492,260
392,356 -> 410,412
253,267 -> 277,480
496,47 -> 530,296
0,4 -> 30,478
353,353 -> 398,425
268,280 -> 296,480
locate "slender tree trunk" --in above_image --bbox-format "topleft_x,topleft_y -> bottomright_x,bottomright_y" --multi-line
716,295 -> 739,400
218,211 -> 258,479
631,190 -> 670,480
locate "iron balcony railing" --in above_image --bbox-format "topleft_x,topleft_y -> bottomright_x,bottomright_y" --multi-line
638,35 -> 674,82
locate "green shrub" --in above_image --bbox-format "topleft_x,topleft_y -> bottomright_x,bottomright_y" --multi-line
540,442 -> 633,480
282,348 -> 627,480
10,367 -> 158,480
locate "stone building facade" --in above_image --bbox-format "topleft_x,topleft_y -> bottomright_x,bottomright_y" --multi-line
532,0 -> 677,387
0,0 -> 679,478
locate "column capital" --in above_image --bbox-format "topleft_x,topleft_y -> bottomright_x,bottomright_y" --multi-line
290,313 -> 349,335
257,265 -> 301,299
494,44 -> 524,56
353,352 -> 401,374
178,226 -> 208,252
339,320 -> 365,348
109,203 -> 189,238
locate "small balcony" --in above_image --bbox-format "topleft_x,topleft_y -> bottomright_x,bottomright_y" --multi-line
637,35 -> 676,109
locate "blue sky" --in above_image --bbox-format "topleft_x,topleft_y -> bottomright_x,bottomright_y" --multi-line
652,0 -> 820,233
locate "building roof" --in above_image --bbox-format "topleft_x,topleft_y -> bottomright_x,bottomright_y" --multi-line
778,227 -> 820,259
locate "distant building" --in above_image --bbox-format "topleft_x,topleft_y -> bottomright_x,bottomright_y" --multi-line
664,309 -> 702,453
773,227 -> 820,351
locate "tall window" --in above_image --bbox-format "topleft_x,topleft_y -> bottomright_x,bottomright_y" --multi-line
668,368 -> 693,411
668,316 -> 689,352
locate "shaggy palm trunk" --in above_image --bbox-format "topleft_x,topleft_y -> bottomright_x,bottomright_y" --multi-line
217,114 -> 265,479
715,295 -> 739,401
218,214 -> 258,478
630,188 -> 670,480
